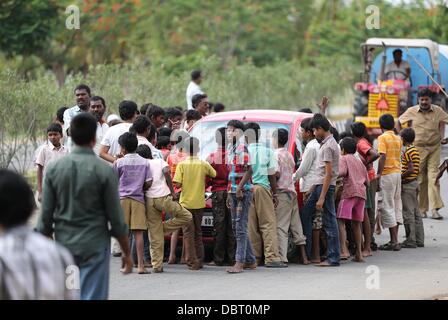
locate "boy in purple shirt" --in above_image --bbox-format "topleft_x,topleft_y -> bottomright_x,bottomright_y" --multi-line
114,132 -> 153,274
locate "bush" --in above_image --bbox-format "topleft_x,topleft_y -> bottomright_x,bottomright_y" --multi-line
0,58 -> 355,171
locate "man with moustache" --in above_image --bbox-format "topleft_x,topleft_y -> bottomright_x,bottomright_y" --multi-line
90,96 -> 109,156
63,84 -> 91,151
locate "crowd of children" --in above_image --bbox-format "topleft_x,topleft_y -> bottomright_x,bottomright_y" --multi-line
32,83 -> 435,280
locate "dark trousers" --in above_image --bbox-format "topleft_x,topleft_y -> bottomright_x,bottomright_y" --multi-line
182,208 -> 204,265
212,191 -> 236,264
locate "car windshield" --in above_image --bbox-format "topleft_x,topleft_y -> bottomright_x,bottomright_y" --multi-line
189,120 -> 292,160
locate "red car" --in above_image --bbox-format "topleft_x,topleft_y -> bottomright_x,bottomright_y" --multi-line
188,110 -> 313,244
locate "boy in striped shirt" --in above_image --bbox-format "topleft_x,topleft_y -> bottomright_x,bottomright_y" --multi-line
400,128 -> 424,248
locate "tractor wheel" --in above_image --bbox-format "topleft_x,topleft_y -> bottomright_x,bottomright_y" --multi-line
353,90 -> 369,116
432,92 -> 447,111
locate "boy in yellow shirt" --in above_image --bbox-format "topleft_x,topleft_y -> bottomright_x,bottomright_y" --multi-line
173,137 -> 217,270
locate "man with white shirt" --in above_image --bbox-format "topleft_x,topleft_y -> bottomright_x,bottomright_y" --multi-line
63,84 -> 91,151
99,100 -> 138,164
384,49 -> 411,81
186,70 -> 204,110
90,96 -> 109,156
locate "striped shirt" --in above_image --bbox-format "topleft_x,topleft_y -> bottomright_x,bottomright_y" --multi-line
227,141 -> 253,193
401,145 -> 420,181
378,130 -> 402,175
0,226 -> 78,300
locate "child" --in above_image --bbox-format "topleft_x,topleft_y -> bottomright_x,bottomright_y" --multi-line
206,127 -> 235,266
245,122 -> 285,268
293,117 -> 322,263
157,135 -> 172,160
337,137 -> 369,262
302,113 -> 341,267
400,128 -> 424,248
273,128 -> 308,265
377,114 -> 403,251
166,133 -> 189,264
225,120 -> 255,274
136,145 -> 192,273
351,122 -> 380,253
36,123 -> 68,203
183,109 -> 202,131
173,137 -> 217,270
114,132 -> 153,274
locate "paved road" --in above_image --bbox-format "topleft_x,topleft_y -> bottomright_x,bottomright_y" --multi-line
109,150 -> 448,300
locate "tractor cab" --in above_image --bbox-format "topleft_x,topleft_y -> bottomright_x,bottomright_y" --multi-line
353,38 -> 448,136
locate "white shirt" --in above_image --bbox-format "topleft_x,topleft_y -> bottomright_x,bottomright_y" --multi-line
145,159 -> 171,198
100,122 -> 132,157
292,138 -> 320,193
385,60 -> 410,80
63,105 -> 85,152
35,142 -> 68,176
0,226 -> 78,300
186,81 -> 203,110
137,136 -> 164,160
94,122 -> 109,156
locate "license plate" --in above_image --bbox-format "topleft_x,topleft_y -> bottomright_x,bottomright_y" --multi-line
201,216 -> 213,227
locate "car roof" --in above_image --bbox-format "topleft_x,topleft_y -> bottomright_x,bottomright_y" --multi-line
200,109 -> 313,125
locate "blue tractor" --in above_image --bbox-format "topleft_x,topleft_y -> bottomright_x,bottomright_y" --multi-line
352,38 -> 448,135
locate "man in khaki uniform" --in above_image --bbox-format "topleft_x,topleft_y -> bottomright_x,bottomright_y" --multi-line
398,88 -> 448,220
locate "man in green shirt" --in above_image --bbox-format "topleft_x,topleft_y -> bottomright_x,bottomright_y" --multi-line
38,113 -> 132,300
245,122 -> 285,268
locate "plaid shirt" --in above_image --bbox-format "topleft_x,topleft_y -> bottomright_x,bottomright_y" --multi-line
227,141 -> 253,193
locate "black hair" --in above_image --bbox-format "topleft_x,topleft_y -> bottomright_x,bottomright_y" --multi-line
310,113 -> 331,131
140,103 -> 154,116
339,131 -> 353,140
118,132 -> 138,153
215,127 -> 227,147
245,122 -> 261,142
192,94 -> 207,109
90,96 -> 106,108
56,107 -> 67,123
351,122 -> 374,145
166,107 -> 183,120
340,137 -> 357,154
185,136 -> 200,155
274,128 -> 289,146
0,169 -> 36,228
191,70 -> 202,81
227,119 -> 245,131
157,135 -> 171,149
47,123 -> 63,135
379,114 -> 395,130
186,109 -> 202,121
393,49 -> 403,55
300,117 -> 313,133
158,127 -> 173,138
119,100 -> 138,121
130,115 -> 151,135
147,105 -> 166,120
136,144 -> 152,159
148,123 -> 157,142
418,88 -> 433,98
74,84 -> 91,96
70,113 -> 97,146
213,103 -> 225,113
299,108 -> 313,114
330,126 -> 340,143
400,128 -> 416,144
175,106 -> 184,112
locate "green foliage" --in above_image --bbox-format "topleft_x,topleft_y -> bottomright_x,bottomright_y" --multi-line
0,0 -> 60,57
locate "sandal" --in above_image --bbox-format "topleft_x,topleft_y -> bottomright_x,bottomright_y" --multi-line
378,243 -> 401,251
